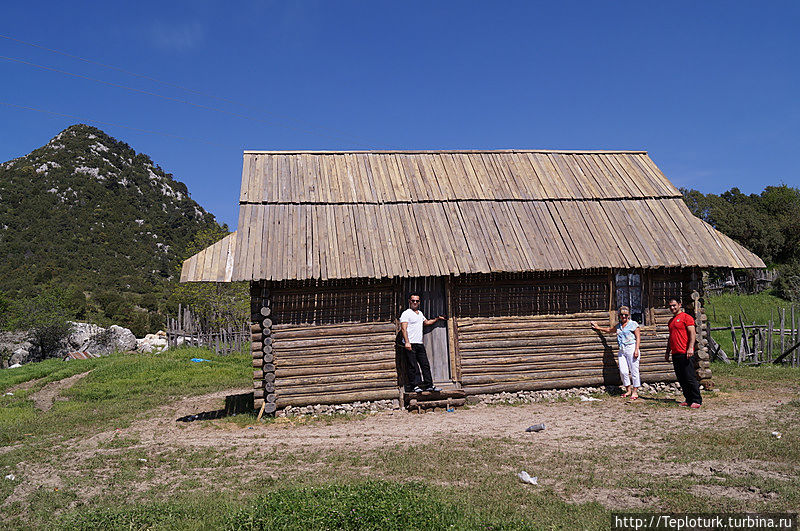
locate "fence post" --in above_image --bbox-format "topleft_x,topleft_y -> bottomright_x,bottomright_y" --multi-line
793,304 -> 798,368
730,316 -> 739,364
739,316 -> 750,359
768,316 -> 773,362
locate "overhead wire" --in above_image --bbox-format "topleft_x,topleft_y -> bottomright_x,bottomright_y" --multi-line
0,33 -> 386,148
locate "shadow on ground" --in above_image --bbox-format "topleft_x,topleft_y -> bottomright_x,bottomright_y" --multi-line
176,392 -> 254,422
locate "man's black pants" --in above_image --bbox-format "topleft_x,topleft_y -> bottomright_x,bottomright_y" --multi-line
672,353 -> 702,405
405,343 -> 433,391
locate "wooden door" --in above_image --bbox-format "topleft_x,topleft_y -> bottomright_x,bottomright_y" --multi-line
402,277 -> 451,383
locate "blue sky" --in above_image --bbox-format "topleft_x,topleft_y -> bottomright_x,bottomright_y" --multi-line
1,1 -> 798,228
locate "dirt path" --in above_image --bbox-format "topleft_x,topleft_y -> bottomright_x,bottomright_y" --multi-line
5,384 -> 796,514
114,387 -> 792,454
29,371 -> 92,411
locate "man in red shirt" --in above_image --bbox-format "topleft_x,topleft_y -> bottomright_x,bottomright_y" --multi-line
665,297 -> 702,408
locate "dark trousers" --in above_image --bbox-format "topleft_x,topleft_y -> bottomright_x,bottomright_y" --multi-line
672,353 -> 702,405
404,343 -> 433,391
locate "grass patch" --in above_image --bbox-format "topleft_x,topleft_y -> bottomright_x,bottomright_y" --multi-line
3,348 -> 799,529
0,347 -> 250,445
705,292 -> 796,355
710,362 -> 800,391
55,481 -> 531,530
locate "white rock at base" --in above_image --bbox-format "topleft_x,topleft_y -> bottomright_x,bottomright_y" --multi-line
137,334 -> 168,353
68,322 -> 105,349
110,325 -> 137,352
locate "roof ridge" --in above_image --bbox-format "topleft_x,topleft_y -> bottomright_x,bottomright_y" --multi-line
238,195 -> 683,205
242,149 -> 648,155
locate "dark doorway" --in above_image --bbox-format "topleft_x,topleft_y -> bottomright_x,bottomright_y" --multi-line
616,272 -> 644,324
401,277 -> 451,384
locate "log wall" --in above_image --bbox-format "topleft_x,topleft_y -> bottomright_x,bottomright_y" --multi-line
456,310 -> 678,395
251,282 -> 276,414
249,268 -> 711,411
271,321 -> 399,407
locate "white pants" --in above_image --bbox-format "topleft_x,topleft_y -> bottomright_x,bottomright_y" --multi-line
618,343 -> 640,387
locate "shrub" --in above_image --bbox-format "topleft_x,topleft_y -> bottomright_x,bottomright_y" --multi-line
6,286 -> 76,360
773,262 -> 800,301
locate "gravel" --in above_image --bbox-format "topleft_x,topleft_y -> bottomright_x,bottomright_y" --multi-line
276,380 -> 690,416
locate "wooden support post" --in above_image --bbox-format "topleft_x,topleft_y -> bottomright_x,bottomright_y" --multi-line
445,276 -> 461,383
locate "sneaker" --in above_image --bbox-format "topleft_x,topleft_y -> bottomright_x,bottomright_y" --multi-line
425,386 -> 442,392
689,403 -> 701,409
678,402 -> 689,407
412,386 -> 423,393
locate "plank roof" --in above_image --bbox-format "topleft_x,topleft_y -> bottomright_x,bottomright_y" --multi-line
181,150 -> 764,282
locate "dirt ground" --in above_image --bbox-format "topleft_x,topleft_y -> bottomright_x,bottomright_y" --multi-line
27,371 -> 92,411
4,377 -> 799,514
112,384 -> 793,454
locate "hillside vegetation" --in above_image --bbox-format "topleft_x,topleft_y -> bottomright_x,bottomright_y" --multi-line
0,125 -> 225,334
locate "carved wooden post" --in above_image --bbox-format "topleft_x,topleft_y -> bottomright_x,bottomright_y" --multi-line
251,281 -> 276,415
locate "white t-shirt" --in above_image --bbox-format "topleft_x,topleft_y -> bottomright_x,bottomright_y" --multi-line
400,308 -> 426,344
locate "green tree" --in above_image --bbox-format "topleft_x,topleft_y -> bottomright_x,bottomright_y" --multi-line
168,227 -> 248,330
682,185 -> 800,266
6,286 -> 76,360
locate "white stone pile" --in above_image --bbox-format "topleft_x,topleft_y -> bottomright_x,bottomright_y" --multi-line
2,323 -> 170,367
272,380 -> 715,417
278,399 -> 401,417
476,382 -> 685,406
136,331 -> 168,353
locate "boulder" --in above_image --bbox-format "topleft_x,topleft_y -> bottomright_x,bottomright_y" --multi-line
1,331 -> 34,368
68,322 -> 105,350
80,324 -> 137,356
137,333 -> 168,353
9,344 -> 36,366
110,325 -> 137,352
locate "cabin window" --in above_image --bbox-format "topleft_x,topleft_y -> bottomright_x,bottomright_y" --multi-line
615,272 -> 644,324
269,279 -> 397,325
650,268 -> 695,311
453,272 -> 608,318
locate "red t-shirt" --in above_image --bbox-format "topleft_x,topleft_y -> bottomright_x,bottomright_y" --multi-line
668,311 -> 696,354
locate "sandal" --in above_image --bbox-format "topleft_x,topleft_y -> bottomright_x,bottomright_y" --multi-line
629,396 -> 639,401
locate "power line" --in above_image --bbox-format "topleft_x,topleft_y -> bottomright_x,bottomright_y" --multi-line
0,33 -> 386,148
0,101 -> 236,149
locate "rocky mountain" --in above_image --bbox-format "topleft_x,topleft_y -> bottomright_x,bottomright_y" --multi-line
0,124 -> 222,311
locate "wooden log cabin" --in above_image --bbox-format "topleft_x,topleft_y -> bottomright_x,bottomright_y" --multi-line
180,150 -> 764,413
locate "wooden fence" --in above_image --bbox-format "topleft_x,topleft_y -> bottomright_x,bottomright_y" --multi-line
166,304 -> 250,356
709,304 -> 800,366
705,269 -> 778,296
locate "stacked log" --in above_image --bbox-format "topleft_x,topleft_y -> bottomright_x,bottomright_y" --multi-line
403,388 -> 466,411
271,321 -> 399,408
251,282 -> 276,414
456,311 -> 678,395
691,291 -> 713,386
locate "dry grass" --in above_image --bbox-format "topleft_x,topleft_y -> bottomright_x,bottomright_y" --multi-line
1,353 -> 798,529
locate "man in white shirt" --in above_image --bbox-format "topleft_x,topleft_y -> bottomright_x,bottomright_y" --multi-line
400,292 -> 445,393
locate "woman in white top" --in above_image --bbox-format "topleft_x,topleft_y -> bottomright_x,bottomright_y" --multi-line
591,306 -> 642,401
